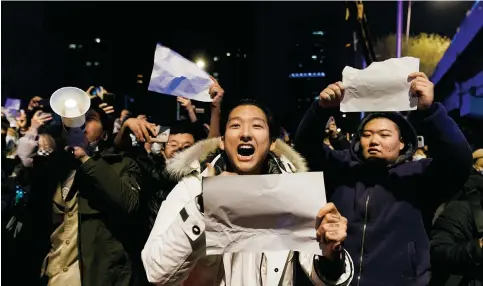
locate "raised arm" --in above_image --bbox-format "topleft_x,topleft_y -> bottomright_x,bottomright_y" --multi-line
407,72 -> 472,203
295,82 -> 352,174
207,76 -> 224,139
77,154 -> 142,214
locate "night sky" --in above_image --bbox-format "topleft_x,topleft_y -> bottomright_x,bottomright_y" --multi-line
1,1 -> 474,129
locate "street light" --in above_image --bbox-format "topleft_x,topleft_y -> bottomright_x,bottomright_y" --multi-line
196,59 -> 206,69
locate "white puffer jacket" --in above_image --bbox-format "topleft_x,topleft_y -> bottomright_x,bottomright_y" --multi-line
142,138 -> 354,286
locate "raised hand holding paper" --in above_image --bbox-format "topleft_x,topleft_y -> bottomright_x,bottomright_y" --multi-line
340,57 -> 420,112
148,44 -> 214,102
202,172 -> 327,256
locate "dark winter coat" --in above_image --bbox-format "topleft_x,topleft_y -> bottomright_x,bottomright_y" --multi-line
295,102 -> 473,286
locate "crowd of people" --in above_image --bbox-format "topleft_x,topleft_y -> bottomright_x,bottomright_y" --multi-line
1,72 -> 482,286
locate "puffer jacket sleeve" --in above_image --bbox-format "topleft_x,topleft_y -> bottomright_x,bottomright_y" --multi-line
409,103 -> 473,204
298,250 -> 354,286
78,156 -> 142,214
295,101 -> 352,175
142,176 -> 206,285
430,200 -> 483,277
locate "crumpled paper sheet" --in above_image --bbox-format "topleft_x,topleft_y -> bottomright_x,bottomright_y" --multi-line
202,172 -> 327,256
148,44 -> 214,102
340,57 -> 420,112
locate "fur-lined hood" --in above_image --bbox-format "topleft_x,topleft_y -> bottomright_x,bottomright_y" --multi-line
165,137 -> 308,181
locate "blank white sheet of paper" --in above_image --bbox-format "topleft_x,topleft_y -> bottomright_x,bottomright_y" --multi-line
340,57 -> 420,112
202,172 -> 327,256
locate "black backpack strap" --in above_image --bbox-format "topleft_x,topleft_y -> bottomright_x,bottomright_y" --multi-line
465,187 -> 483,235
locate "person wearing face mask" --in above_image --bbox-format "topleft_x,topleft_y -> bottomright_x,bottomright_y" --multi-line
142,99 -> 354,286
295,72 -> 473,286
430,149 -> 483,286
17,100 -> 143,286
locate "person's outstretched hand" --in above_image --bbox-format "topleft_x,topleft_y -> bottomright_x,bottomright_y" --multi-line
408,72 -> 434,110
319,82 -> 344,108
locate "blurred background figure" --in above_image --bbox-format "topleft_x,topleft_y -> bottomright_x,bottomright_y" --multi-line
430,149 -> 483,286
324,116 -> 350,151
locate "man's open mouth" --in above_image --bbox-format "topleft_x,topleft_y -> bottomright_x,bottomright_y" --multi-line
237,144 -> 255,159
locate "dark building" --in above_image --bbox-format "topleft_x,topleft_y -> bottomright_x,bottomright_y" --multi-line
257,2 -> 361,135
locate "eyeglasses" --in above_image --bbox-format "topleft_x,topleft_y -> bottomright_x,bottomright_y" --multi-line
166,142 -> 192,150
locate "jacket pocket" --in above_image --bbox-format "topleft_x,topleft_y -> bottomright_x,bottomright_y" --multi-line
407,241 -> 417,278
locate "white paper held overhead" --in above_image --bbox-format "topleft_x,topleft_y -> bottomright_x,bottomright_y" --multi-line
148,44 -> 214,102
340,57 -> 420,112
202,172 -> 327,256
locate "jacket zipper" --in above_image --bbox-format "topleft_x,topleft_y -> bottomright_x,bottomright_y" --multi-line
356,191 -> 371,286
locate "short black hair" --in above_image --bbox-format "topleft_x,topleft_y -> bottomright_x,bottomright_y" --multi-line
169,119 -> 196,136
86,106 -> 113,135
223,98 -> 279,142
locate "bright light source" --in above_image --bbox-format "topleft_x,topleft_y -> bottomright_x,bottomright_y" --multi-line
337,128 -> 341,132
95,38 -> 101,43
226,53 -> 231,57
312,55 -> 317,59
342,114 -> 346,118
86,61 -> 92,67
243,54 -> 247,58
69,44 -> 76,49
213,56 -> 219,61
94,62 -> 100,66
64,99 -> 77,108
137,80 -> 143,84
196,59 -> 206,69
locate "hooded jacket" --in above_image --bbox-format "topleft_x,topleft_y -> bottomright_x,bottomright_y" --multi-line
142,137 -> 355,286
295,102 -> 473,286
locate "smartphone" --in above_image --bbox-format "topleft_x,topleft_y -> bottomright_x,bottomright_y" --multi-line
103,93 -> 116,106
39,99 -> 53,114
417,136 -> 425,148
91,87 -> 101,96
91,96 -> 103,108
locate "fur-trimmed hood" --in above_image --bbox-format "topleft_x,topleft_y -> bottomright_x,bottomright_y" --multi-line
165,137 -> 308,181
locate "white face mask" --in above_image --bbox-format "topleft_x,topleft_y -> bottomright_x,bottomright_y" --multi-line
5,135 -> 16,145
413,154 -> 426,161
151,143 -> 162,155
